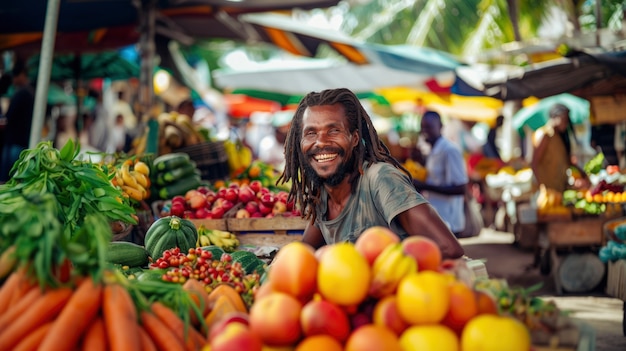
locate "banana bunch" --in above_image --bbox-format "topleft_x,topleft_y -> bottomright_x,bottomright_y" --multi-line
113,160 -> 151,202
368,243 -> 417,298
224,139 -> 253,176
197,228 -> 240,252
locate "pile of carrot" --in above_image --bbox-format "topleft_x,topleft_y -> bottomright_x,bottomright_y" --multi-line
0,269 -> 208,351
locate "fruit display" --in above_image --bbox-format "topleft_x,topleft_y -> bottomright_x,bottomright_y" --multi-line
151,152 -> 203,200
200,226 -> 537,351
224,137 -> 253,177
107,158 -> 152,202
161,181 -> 299,220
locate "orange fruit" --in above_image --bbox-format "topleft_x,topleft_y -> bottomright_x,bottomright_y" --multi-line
249,165 -> 262,179
295,335 -> 342,351
399,325 -> 459,351
317,243 -> 371,306
345,324 -> 402,351
396,271 -> 450,325
461,314 -> 530,351
474,290 -> 498,315
441,281 -> 479,333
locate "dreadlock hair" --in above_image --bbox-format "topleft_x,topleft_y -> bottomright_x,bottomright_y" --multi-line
277,88 -> 410,223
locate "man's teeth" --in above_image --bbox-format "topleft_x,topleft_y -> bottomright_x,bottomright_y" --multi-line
314,153 -> 338,162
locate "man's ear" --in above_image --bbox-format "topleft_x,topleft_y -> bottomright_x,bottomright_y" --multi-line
352,132 -> 360,147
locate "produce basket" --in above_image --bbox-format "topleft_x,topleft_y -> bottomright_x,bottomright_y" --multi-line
175,141 -> 230,182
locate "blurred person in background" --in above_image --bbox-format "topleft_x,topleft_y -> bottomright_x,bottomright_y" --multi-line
414,110 -> 469,238
1,59 -> 34,182
531,103 -> 589,192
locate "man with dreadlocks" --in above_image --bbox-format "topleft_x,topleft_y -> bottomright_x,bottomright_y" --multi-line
277,88 -> 464,259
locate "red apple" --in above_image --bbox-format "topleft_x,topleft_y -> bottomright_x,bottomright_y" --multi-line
205,190 -> 217,205
245,201 -> 260,215
238,185 -> 256,203
196,186 -> 211,195
216,187 -> 228,199
224,188 -> 239,203
171,195 -> 186,207
183,210 -> 196,219
188,193 -> 207,210
249,180 -> 262,194
228,182 -> 240,189
260,193 -> 276,207
195,207 -> 210,219
211,207 -> 225,219
221,200 -> 234,213
258,202 -> 272,216
170,202 -> 185,217
251,211 -> 264,218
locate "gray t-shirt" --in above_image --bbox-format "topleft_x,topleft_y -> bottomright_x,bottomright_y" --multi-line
315,162 -> 427,244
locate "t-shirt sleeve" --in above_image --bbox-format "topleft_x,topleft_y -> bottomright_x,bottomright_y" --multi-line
368,164 -> 427,225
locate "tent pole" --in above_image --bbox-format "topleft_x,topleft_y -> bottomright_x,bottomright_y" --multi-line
30,0 -> 60,148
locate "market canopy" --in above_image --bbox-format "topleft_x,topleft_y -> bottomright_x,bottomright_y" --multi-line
457,50 -> 626,101
27,51 -> 140,82
0,0 -> 342,54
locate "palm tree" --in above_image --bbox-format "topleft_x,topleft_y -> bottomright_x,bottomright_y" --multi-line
336,0 -> 622,62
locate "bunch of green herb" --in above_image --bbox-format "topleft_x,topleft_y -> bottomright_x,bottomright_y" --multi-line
0,139 -> 137,287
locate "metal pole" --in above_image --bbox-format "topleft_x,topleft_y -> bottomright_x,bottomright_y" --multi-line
30,0 -> 61,148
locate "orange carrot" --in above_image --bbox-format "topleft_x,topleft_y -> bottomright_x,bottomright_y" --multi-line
150,301 -> 206,351
0,269 -> 25,315
12,321 -> 52,351
140,310 -> 186,351
138,325 -> 158,351
0,287 -> 73,350
0,284 -> 42,330
39,277 -> 103,350
80,316 -> 108,351
102,283 -> 141,351
8,273 -> 35,307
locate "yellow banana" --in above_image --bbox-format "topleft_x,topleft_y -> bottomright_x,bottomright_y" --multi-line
133,171 -> 149,189
238,144 -> 253,169
121,164 -> 138,188
369,243 -> 417,298
134,161 -> 150,176
115,170 -> 125,187
122,185 -> 144,202
199,233 -> 212,247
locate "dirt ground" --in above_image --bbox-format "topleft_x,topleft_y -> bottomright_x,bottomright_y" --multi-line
461,229 -> 626,351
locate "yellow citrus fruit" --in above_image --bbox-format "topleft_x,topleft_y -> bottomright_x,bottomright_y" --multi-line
399,325 -> 459,351
461,314 -> 531,351
317,243 -> 371,306
396,271 -> 450,325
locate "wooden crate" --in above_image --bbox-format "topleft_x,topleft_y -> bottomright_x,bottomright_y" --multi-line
547,218 -> 605,247
226,216 -> 308,248
189,218 -> 228,231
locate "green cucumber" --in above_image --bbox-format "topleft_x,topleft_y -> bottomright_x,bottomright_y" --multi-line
106,241 -> 150,267
156,161 -> 197,186
157,174 -> 202,199
153,153 -> 191,172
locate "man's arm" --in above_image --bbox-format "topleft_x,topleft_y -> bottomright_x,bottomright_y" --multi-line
301,223 -> 326,249
413,180 -> 466,195
396,204 -> 465,259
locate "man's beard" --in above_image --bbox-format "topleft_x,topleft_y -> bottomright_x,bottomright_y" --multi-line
303,149 -> 354,187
